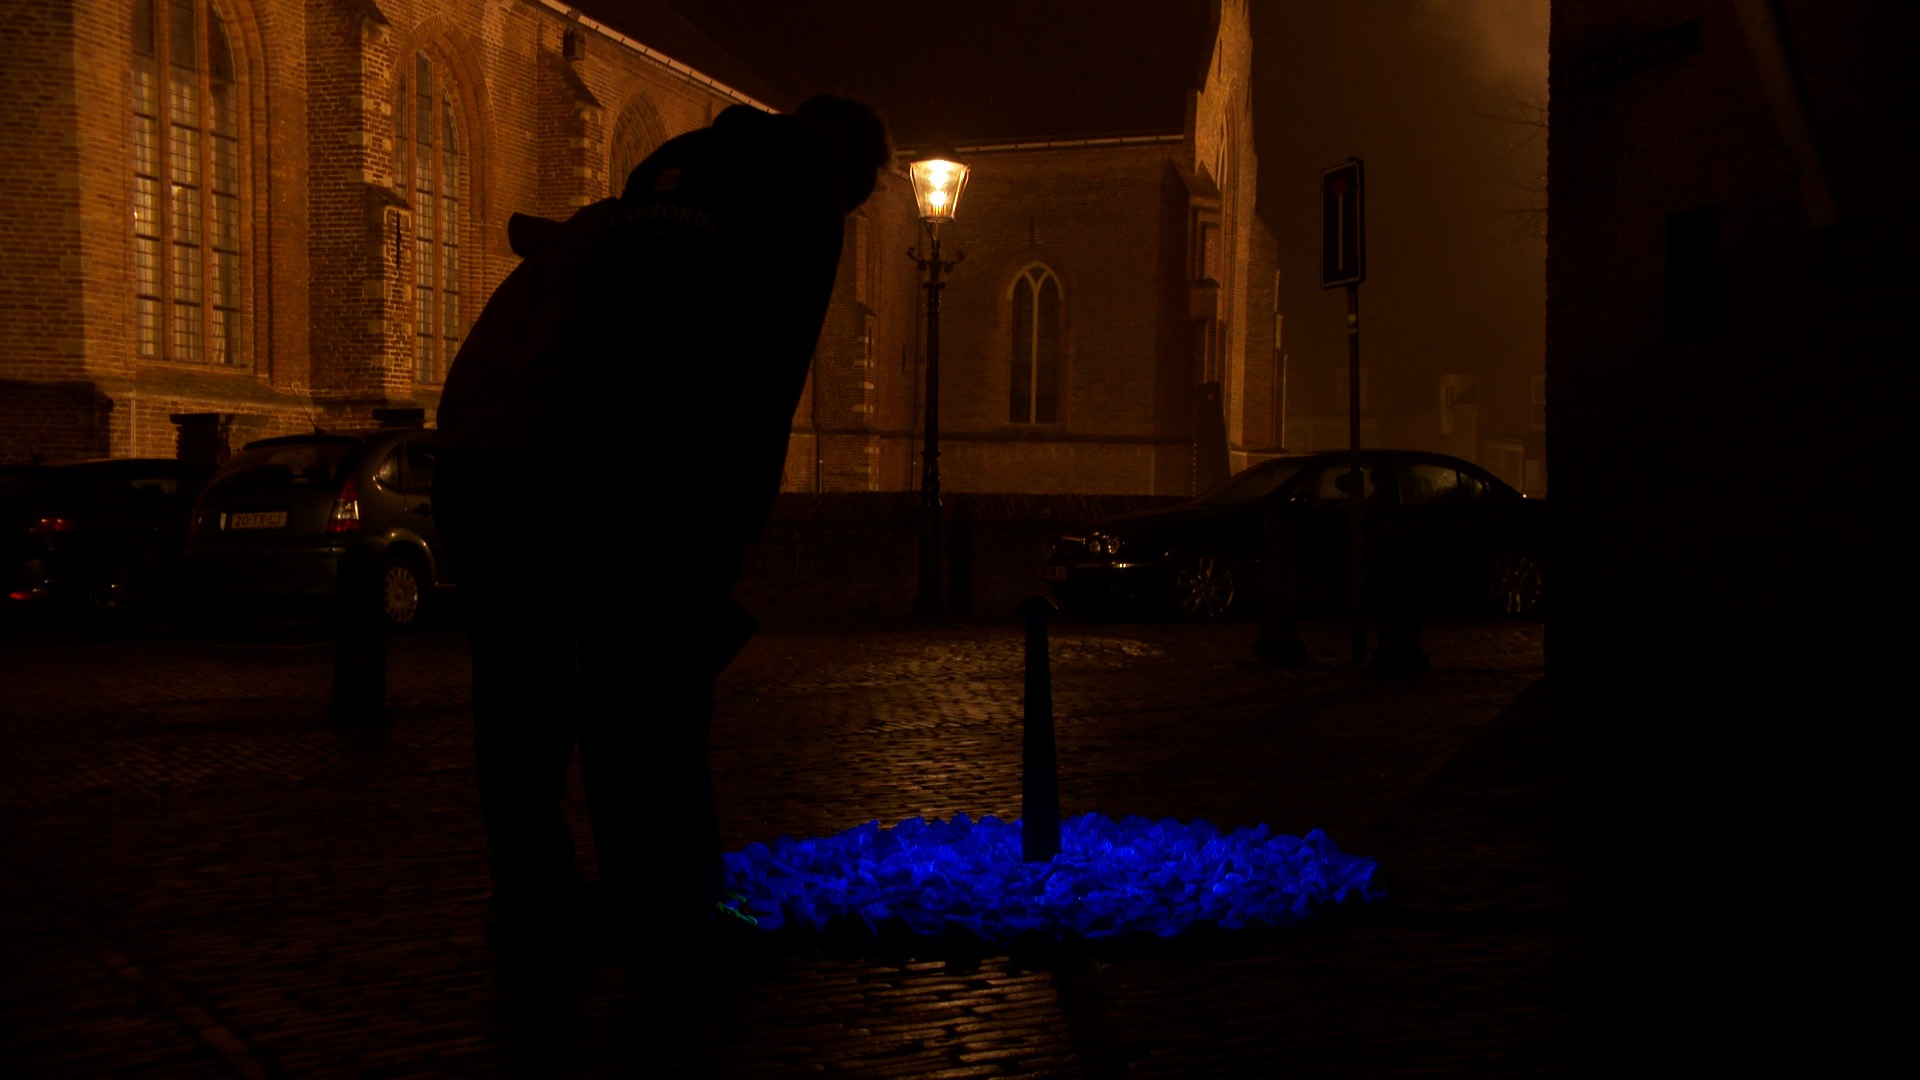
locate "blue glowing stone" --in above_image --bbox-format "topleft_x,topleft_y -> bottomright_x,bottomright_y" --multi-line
720,813 -> 1382,946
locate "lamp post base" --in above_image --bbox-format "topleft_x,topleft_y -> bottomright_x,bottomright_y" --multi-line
913,502 -> 943,621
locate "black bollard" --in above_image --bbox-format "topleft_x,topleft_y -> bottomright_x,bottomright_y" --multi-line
1253,501 -> 1311,666
946,504 -> 975,618
1368,505 -> 1429,675
1017,594 -> 1061,862
330,545 -> 388,725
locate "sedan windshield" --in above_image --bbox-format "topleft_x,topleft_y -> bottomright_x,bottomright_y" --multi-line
1191,460 -> 1305,507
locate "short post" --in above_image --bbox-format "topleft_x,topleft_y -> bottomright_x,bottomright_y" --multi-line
1018,594 -> 1061,862
1254,503 -> 1310,666
1369,504 -> 1429,675
169,412 -> 233,469
946,499 -> 974,618
330,545 -> 387,725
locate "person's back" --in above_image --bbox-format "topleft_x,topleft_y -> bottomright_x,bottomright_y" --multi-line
435,199 -> 624,457
571,97 -> 892,937
565,104 -> 854,551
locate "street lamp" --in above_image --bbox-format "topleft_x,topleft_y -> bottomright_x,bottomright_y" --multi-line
908,149 -> 969,620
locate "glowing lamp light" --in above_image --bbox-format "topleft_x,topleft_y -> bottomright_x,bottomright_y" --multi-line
910,152 -> 970,224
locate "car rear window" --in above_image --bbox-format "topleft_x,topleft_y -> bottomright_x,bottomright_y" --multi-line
207,442 -> 354,493
1191,460 -> 1305,507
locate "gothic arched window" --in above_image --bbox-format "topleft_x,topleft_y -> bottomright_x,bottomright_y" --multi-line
132,0 -> 244,365
395,54 -> 464,384
609,98 -> 665,197
1009,264 -> 1061,424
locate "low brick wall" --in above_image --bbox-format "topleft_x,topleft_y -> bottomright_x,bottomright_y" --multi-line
0,380 -> 115,464
735,492 -> 1187,629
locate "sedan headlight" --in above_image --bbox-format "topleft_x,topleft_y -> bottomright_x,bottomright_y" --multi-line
1088,531 -> 1124,557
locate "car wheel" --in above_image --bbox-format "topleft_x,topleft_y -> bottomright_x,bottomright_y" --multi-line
1169,552 -> 1241,622
382,550 -> 429,630
84,561 -> 138,617
1487,552 -> 1544,617
76,561 -> 147,635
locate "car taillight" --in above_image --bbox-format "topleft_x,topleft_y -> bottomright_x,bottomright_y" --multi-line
327,478 -> 362,533
28,516 -> 75,534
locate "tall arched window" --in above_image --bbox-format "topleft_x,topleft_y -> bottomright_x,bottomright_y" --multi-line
395,54 -> 463,384
132,0 -> 244,365
608,98 -> 664,197
1009,264 -> 1061,424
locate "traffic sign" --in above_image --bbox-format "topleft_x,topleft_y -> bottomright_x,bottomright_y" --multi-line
1321,158 -> 1366,288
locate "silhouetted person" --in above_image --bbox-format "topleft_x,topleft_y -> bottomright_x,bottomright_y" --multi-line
433,96 -> 891,954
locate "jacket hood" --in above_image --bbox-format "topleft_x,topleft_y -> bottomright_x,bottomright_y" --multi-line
712,102 -> 776,135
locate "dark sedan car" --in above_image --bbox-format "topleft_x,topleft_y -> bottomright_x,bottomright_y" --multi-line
1043,449 -> 1546,621
3,457 -> 213,628
179,426 -> 450,629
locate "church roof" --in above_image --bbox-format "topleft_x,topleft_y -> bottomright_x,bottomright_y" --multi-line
567,0 -> 1218,148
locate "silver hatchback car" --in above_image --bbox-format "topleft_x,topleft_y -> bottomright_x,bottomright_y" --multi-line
179,424 -> 451,629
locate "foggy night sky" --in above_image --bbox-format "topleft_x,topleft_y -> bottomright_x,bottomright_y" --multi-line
1255,1 -> 1549,419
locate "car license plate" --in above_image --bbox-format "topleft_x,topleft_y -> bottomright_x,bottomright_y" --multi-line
227,511 -> 287,530
1043,565 -> 1067,581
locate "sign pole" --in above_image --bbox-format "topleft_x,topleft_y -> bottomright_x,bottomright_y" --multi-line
1346,284 -> 1366,664
1320,158 -> 1368,664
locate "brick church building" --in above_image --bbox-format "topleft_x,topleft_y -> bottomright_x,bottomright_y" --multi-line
0,0 -> 1277,497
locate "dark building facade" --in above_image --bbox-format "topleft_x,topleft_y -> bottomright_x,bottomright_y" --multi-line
1547,1 -> 1911,1069
1548,0 -> 1912,677
0,0 -> 1277,498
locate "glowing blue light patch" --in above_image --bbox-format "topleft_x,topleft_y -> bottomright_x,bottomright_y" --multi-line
720,813 -> 1381,947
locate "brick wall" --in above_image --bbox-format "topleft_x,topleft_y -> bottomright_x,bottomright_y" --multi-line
0,1 -> 86,393
0,381 -> 112,463
4,0 -> 1278,503
756,0 -> 1271,499
1239,213 -> 1280,453
1196,0 -> 1264,454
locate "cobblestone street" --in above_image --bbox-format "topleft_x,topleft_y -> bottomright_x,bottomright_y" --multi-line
1,613 -> 1591,1077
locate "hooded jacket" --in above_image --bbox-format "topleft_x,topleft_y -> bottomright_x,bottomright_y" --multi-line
591,104 -> 849,544
433,198 -> 624,455
436,104 -> 849,552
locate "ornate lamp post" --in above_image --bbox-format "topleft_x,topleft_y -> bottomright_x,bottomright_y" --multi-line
908,150 -> 969,620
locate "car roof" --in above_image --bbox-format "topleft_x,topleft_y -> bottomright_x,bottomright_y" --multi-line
241,427 -> 429,451
60,457 -> 212,473
1257,449 -> 1491,470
